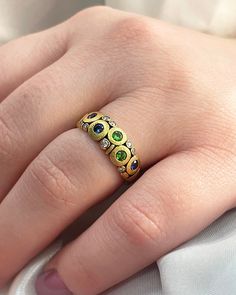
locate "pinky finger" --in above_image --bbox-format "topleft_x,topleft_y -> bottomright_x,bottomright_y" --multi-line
35,150 -> 236,295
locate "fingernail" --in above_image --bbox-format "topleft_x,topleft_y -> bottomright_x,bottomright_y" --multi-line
35,270 -> 72,295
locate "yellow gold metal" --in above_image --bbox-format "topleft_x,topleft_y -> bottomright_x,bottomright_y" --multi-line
77,111 -> 141,181
82,112 -> 103,123
105,144 -> 115,155
121,171 -> 130,179
88,120 -> 109,141
126,155 -> 140,175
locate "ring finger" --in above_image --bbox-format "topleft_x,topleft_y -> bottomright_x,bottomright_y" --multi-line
0,93 -> 178,286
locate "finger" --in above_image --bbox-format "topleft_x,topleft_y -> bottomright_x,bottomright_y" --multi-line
0,24 -> 68,101
0,7 -> 126,197
0,92 -> 179,285
0,7 -> 174,198
0,129 -> 121,286
0,6 -> 168,199
39,149 -> 236,295
0,47 -> 111,198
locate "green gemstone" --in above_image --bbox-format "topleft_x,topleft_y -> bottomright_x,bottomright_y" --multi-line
116,150 -> 127,161
112,130 -> 123,141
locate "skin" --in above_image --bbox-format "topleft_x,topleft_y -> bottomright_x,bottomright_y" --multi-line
1,5 -> 236,295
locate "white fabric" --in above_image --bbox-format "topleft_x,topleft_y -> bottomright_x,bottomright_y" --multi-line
1,0 -> 236,294
107,0 -> 236,37
8,242 -> 62,295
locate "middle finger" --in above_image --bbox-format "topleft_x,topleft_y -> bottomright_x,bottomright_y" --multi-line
0,47 -> 111,199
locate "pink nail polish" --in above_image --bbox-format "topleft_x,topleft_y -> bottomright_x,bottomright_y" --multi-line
35,270 -> 72,295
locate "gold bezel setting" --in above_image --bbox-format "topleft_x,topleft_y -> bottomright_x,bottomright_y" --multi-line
105,144 -> 115,155
77,112 -> 141,181
110,146 -> 131,166
88,120 -> 109,141
82,112 -> 103,123
126,155 -> 140,175
108,127 -> 127,145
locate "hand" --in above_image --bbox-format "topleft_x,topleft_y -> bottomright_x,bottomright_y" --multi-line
1,6 -> 236,295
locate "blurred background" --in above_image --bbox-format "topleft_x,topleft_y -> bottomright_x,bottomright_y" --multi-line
0,0 -> 103,43
1,0 -> 236,45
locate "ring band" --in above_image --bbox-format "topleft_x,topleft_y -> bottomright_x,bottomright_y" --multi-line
77,112 -> 141,181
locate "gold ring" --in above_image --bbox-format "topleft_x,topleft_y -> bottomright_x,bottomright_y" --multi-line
77,112 -> 141,181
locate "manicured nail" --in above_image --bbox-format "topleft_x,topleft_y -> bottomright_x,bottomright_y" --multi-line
35,270 -> 72,295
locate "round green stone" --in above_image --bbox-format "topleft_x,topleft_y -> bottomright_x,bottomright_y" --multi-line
116,150 -> 127,161
112,130 -> 123,141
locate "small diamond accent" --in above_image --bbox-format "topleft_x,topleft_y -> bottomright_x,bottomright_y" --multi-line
131,147 -> 136,155
82,123 -> 89,131
118,166 -> 126,173
109,121 -> 116,127
102,115 -> 111,121
126,140 -> 132,148
100,138 -> 111,150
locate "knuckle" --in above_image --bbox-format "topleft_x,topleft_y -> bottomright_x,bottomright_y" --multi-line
0,79 -> 51,163
111,194 -> 168,247
110,16 -> 155,48
18,75 -> 53,101
144,171 -> 188,220
15,66 -> 61,107
17,80 -> 43,102
29,151 -> 78,209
